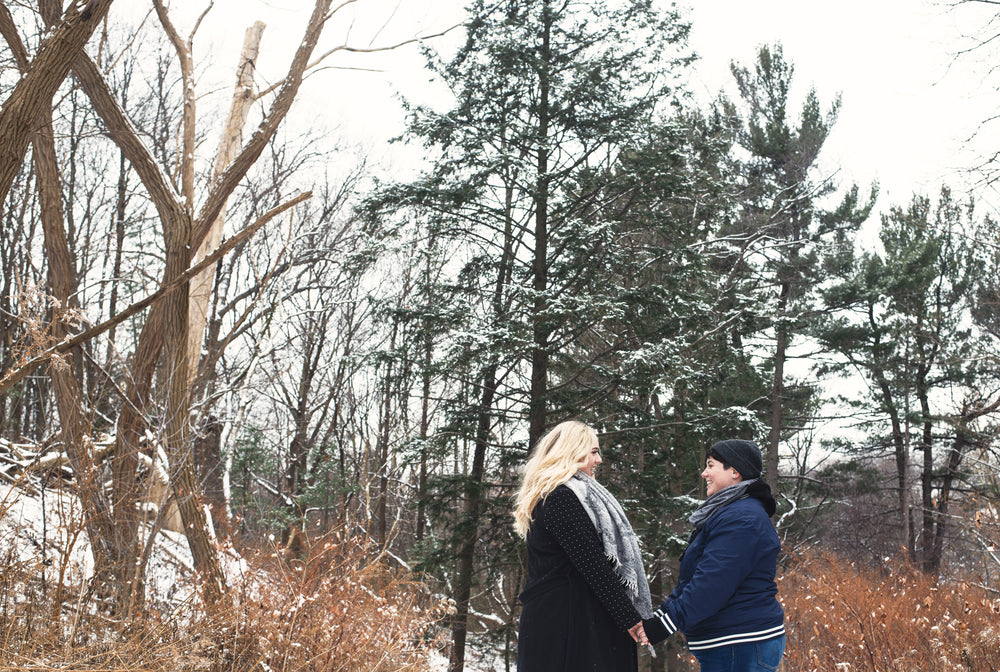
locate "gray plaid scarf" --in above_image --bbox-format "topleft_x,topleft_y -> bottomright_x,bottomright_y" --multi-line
565,472 -> 653,619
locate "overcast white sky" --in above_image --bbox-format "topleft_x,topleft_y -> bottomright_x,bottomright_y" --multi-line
683,0 -> 1000,214
113,0 -> 1000,216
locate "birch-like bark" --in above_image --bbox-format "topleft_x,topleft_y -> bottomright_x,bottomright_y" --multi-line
188,22 -> 265,387
0,0 -> 334,611
151,0 -> 331,610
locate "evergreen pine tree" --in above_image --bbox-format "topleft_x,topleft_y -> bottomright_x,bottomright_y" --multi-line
364,0 -> 693,667
722,44 -> 874,491
814,187 -> 981,567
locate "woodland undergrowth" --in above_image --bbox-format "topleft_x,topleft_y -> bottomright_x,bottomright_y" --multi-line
778,551 -> 1000,672
3,481 -> 999,672
0,524 -> 446,672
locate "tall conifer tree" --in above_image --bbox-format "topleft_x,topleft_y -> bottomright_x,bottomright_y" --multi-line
366,0 -> 693,667
814,188 -> 982,567
723,44 -> 873,492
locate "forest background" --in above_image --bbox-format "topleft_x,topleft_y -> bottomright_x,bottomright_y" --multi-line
1,0 -> 999,671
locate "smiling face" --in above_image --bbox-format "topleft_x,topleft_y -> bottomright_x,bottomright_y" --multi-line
702,455 -> 741,497
579,439 -> 603,477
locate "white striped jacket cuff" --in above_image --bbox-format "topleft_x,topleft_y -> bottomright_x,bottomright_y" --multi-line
652,607 -> 678,637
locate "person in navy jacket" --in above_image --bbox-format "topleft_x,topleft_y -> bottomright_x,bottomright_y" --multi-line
643,439 -> 785,671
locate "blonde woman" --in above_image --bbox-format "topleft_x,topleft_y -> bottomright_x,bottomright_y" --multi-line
514,420 -> 653,672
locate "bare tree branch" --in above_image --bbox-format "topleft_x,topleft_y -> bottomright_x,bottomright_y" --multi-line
0,0 -> 116,202
192,0 -> 334,248
0,192 -> 311,396
255,21 -> 465,99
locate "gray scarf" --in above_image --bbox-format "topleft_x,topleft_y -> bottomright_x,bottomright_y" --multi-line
688,478 -> 759,532
565,472 -> 653,619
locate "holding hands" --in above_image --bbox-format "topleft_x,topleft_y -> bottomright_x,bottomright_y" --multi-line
628,621 -> 648,645
629,622 -> 656,658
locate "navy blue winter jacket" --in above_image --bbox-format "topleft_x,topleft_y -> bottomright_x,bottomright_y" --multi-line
644,483 -> 784,651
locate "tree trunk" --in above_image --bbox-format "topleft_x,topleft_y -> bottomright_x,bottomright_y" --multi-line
766,280 -> 790,494
928,428 -> 965,575
0,0 -> 335,614
1,2 -> 126,608
0,0 -> 115,203
877,375 -> 912,561
918,388 -> 934,572
283,317 -> 325,541
528,1 -> 552,449
194,416 -> 228,540
375,318 -> 399,546
187,22 -> 264,387
416,325 -> 432,542
67,40 -> 184,606
927,398 -> 998,574
105,148 -> 128,363
35,101 -> 121,592
162,198 -> 231,607
449,117 -> 521,672
448,363 -> 498,672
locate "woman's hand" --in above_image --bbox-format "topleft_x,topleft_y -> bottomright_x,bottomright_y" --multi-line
628,622 -> 649,646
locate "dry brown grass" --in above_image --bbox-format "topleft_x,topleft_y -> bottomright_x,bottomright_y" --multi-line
779,551 -> 1000,672
220,531 -> 448,672
0,527 -> 446,672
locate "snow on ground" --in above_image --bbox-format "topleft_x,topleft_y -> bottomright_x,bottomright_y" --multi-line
0,456 -> 440,669
1,482 -> 95,587
0,481 -> 196,607
426,648 -> 511,672
0,479 -> 256,612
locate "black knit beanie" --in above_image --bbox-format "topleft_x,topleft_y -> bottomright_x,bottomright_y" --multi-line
709,439 -> 762,481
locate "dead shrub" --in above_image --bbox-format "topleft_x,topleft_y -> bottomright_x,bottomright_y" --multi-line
210,529 -> 448,672
779,551 -> 1000,672
0,518 -> 446,671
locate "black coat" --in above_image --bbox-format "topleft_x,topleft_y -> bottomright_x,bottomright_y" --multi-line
517,485 -> 642,672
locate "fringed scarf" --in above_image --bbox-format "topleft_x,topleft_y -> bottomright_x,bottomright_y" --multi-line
564,472 -> 653,619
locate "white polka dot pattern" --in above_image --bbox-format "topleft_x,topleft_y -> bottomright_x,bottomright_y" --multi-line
537,485 -> 643,631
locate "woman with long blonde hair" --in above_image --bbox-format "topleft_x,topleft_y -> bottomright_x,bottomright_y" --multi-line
513,420 -> 653,672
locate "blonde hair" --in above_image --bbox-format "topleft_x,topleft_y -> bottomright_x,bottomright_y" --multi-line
513,420 -> 597,538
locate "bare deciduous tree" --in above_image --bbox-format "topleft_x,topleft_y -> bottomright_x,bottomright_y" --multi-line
0,0 -> 115,202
